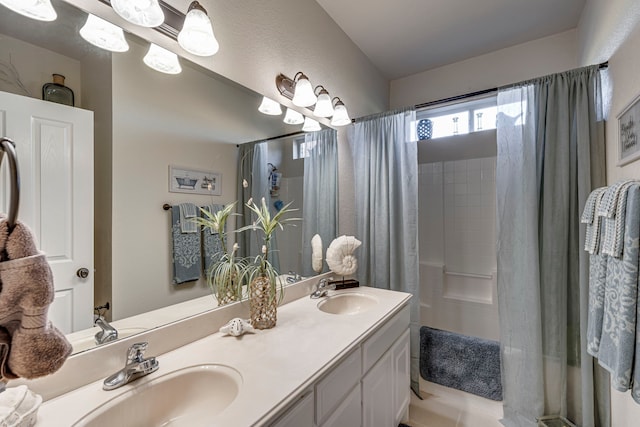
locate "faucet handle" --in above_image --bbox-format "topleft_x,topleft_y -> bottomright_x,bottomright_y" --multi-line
127,342 -> 148,363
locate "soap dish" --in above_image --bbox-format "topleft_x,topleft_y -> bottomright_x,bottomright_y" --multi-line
329,279 -> 360,290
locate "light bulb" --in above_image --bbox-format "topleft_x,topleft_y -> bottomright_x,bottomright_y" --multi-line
143,44 -> 182,74
0,0 -> 57,21
313,87 -> 334,118
292,74 -> 317,107
302,117 -> 321,132
79,14 -> 129,53
283,108 -> 304,125
258,97 -> 282,115
111,0 -> 164,27
330,99 -> 351,126
178,1 -> 219,57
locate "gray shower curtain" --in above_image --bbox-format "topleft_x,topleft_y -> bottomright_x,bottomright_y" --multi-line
496,65 -> 609,427
301,129 -> 338,277
348,108 -> 421,392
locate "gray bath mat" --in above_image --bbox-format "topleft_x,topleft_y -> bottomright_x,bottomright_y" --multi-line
420,326 -> 503,401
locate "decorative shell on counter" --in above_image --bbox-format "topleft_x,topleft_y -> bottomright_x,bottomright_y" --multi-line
325,235 -> 361,276
219,318 -> 255,337
311,234 -> 323,274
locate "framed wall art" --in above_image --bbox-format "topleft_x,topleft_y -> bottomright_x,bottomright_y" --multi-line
169,165 -> 221,196
617,93 -> 640,166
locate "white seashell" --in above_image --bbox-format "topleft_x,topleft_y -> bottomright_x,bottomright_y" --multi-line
325,235 -> 361,276
219,318 -> 255,337
311,234 -> 323,273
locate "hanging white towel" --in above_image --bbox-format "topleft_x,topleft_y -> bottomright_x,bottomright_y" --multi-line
601,181 -> 638,258
582,187 -> 607,254
178,203 -> 198,233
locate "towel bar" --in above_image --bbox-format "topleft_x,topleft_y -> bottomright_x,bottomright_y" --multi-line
0,138 -> 20,231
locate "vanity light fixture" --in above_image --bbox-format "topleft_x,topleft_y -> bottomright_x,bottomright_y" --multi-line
0,0 -> 57,21
258,97 -> 283,115
302,116 -> 321,132
143,43 -> 181,74
111,0 -> 164,27
330,97 -> 351,126
178,1 -> 219,57
80,14 -> 130,52
290,73 -> 317,107
283,108 -> 304,125
313,86 -> 334,118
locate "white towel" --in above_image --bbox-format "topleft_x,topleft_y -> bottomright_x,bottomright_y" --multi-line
178,203 -> 198,233
582,187 -> 607,254
601,181 -> 638,258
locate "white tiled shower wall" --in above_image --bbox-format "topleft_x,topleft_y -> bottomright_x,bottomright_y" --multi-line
418,157 -> 499,341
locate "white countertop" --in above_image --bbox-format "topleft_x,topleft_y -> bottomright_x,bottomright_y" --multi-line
35,286 -> 411,426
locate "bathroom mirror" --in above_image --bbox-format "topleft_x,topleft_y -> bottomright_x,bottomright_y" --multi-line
0,0 -> 326,353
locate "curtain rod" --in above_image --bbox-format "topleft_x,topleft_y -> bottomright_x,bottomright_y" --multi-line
413,61 -> 609,110
237,131 -> 305,147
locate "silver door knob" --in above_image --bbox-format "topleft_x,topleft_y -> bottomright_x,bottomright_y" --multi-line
76,268 -> 90,279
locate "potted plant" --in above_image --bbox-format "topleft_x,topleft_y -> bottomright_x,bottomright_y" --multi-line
194,202 -> 246,306
239,197 -> 299,329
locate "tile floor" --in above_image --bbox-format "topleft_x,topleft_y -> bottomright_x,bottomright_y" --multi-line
407,381 -> 503,427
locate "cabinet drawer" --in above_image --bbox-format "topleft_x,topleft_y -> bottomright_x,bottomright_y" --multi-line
315,347 -> 362,425
362,304 -> 410,374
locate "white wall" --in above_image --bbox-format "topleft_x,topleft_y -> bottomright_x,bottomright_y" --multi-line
110,38 -> 239,320
390,30 -> 578,109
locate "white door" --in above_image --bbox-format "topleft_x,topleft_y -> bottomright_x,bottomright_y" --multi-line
0,90 -> 94,334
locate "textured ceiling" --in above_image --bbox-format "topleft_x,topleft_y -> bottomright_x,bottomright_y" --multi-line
315,0 -> 587,79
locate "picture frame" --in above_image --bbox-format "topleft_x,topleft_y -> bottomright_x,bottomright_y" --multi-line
168,165 -> 221,196
617,93 -> 640,166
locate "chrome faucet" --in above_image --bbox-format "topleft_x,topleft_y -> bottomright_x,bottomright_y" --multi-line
310,277 -> 335,299
94,316 -> 118,345
287,271 -> 303,283
103,342 -> 159,391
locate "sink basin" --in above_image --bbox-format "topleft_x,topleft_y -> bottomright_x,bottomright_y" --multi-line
71,328 -> 147,353
74,364 -> 242,427
317,292 -> 378,315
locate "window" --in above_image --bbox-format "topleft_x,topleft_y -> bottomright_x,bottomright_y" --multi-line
292,137 -> 316,159
416,95 -> 497,140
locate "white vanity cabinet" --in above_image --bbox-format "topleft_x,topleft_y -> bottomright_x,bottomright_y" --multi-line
269,304 -> 411,427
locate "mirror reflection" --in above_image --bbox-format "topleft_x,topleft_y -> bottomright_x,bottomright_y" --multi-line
0,0 -> 336,354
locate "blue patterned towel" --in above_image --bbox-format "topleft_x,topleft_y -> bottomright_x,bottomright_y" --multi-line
178,203 -> 198,233
202,205 -> 224,274
586,252 -> 607,355
171,206 -> 202,284
596,184 -> 639,391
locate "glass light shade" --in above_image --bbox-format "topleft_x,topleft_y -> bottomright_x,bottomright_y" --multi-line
80,14 -> 129,53
330,102 -> 351,126
111,0 -> 164,27
143,44 -> 181,74
178,3 -> 219,57
0,0 -> 57,21
258,97 -> 282,115
313,91 -> 334,118
302,117 -> 321,132
292,75 -> 317,107
283,108 -> 304,125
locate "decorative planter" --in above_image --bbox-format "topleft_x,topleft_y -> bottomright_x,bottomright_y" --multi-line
249,275 -> 277,329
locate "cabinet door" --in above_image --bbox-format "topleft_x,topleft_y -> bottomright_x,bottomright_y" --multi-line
321,384 -> 361,427
393,329 -> 411,424
271,390 -> 315,427
362,350 -> 394,427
